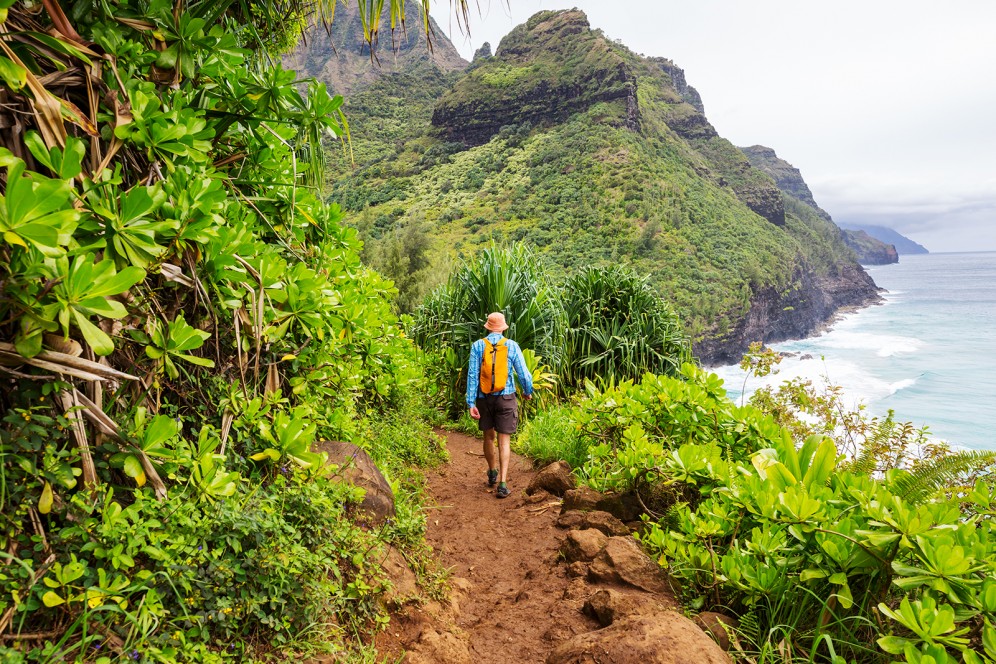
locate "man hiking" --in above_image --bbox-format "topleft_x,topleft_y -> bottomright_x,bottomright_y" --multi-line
467,312 -> 534,499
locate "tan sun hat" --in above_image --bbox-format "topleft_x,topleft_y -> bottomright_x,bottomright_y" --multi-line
484,312 -> 509,332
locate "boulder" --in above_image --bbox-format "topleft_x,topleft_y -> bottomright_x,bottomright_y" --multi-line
376,545 -> 417,608
546,612 -> 732,664
561,486 -> 604,513
587,536 -> 670,594
560,528 -> 608,563
315,441 -> 395,526
583,588 -> 675,627
527,460 -> 576,497
557,510 -> 630,537
694,612 -> 740,651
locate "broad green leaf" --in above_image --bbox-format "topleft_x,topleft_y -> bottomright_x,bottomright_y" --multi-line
802,437 -> 837,489
122,455 -> 146,487
72,310 -> 114,356
0,55 -> 25,90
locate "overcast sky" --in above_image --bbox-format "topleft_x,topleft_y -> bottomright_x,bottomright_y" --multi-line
429,1 -> 996,253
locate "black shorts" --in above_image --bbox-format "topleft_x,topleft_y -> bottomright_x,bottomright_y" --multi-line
477,394 -> 518,434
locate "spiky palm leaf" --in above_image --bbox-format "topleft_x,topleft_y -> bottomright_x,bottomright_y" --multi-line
561,265 -> 690,390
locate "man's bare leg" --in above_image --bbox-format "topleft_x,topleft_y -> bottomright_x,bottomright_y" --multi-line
483,428 -> 497,474
497,432 -> 512,484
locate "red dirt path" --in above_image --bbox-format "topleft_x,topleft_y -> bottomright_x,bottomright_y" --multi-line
378,429 -> 598,663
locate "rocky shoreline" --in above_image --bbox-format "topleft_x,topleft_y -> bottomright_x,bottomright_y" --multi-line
697,265 -> 883,366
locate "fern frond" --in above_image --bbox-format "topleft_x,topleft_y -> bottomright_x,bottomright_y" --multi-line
845,445 -> 880,477
891,450 -> 996,504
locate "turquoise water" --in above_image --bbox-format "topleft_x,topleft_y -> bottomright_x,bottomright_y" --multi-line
714,252 -> 996,450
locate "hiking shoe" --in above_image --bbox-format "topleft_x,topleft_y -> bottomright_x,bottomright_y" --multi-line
496,483 -> 511,499
487,469 -> 499,487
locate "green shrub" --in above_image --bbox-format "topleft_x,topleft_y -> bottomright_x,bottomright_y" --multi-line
560,367 -> 996,664
561,265 -> 691,390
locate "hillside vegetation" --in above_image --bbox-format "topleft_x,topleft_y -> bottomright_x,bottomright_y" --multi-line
330,10 -> 879,363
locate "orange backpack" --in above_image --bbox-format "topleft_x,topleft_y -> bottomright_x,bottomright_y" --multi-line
480,338 -> 509,394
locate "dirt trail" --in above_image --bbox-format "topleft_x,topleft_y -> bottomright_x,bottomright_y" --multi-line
379,429 -> 599,663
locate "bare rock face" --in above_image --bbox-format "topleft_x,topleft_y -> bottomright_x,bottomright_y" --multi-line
557,510 -> 630,537
587,536 -> 670,594
560,528 -> 609,563
315,441 -> 395,525
377,545 -> 417,607
527,460 -> 576,497
583,588 -> 675,627
694,612 -> 740,651
546,612 -> 732,664
561,486 -> 604,513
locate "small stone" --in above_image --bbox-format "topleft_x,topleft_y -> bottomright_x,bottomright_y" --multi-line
566,561 -> 588,578
556,510 -> 586,530
581,511 -> 631,537
587,536 -> 670,594
583,588 -> 674,627
547,612 -> 733,664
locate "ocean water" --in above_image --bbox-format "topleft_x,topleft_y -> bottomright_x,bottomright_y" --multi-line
712,252 -> 996,450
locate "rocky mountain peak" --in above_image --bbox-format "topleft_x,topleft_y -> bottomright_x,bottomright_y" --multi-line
431,9 -> 635,145
283,0 -> 467,97
741,145 -> 898,264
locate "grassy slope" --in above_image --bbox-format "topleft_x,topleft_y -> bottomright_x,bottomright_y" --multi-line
329,11 -> 862,346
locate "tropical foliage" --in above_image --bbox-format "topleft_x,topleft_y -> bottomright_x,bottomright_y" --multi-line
0,0 -> 456,660
409,244 -> 564,414
527,365 -> 996,664
409,245 -> 692,416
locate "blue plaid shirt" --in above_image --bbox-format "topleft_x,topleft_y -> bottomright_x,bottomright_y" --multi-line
466,333 -> 534,408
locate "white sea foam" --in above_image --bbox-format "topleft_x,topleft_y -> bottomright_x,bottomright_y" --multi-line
788,330 -> 922,358
716,355 -> 920,412
888,378 -> 918,395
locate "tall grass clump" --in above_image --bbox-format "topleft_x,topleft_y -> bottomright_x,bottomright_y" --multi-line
515,404 -> 589,469
561,266 -> 691,391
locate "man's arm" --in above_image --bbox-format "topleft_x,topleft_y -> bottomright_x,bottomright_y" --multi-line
510,341 -> 534,397
467,340 -> 482,417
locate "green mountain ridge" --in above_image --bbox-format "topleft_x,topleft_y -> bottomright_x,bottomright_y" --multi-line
837,223 -> 930,255
327,9 -> 880,364
740,145 -> 899,265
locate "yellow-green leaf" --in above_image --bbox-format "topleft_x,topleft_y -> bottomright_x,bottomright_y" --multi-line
38,481 -> 53,514
4,230 -> 27,248
42,590 -> 65,607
